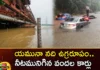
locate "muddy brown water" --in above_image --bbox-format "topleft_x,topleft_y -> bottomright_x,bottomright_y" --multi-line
0,13 -> 100,48
0,28 -> 36,48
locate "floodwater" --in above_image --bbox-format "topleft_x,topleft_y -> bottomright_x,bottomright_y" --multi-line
0,0 -> 100,48
1,13 -> 100,48
0,0 -> 54,48
0,28 -> 36,48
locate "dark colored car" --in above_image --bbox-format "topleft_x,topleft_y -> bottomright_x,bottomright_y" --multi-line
89,15 -> 96,19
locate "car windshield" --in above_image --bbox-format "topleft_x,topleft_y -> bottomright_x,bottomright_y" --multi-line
72,18 -> 79,22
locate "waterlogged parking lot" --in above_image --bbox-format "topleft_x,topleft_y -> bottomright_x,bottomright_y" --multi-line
29,13 -> 100,48
28,13 -> 100,48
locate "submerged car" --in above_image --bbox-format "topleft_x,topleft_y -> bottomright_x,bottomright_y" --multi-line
89,15 -> 96,19
60,17 -> 90,29
55,13 -> 71,20
83,15 -> 96,19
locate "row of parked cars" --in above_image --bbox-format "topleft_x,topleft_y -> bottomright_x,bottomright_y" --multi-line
55,13 -> 96,29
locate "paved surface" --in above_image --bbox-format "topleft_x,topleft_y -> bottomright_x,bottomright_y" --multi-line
29,12 -> 100,48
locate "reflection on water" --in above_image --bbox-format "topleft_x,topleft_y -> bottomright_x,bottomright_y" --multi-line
28,26 -> 54,48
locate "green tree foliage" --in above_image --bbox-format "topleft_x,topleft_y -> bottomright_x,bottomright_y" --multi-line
55,0 -> 100,14
0,0 -> 4,5
90,0 -> 100,12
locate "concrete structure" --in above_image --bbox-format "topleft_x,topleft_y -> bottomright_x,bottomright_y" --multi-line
0,0 -> 35,24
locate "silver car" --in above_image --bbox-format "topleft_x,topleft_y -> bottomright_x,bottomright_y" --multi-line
60,17 -> 89,29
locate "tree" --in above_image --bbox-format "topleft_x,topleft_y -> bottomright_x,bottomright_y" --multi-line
0,0 -> 5,5
55,0 -> 100,14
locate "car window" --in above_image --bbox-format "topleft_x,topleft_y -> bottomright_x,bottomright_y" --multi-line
80,18 -> 85,21
72,18 -> 79,22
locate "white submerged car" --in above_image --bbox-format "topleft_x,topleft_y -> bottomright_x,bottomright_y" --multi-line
60,17 -> 90,29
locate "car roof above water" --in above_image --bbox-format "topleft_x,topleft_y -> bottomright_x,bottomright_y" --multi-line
64,17 -> 83,23
72,16 -> 83,19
